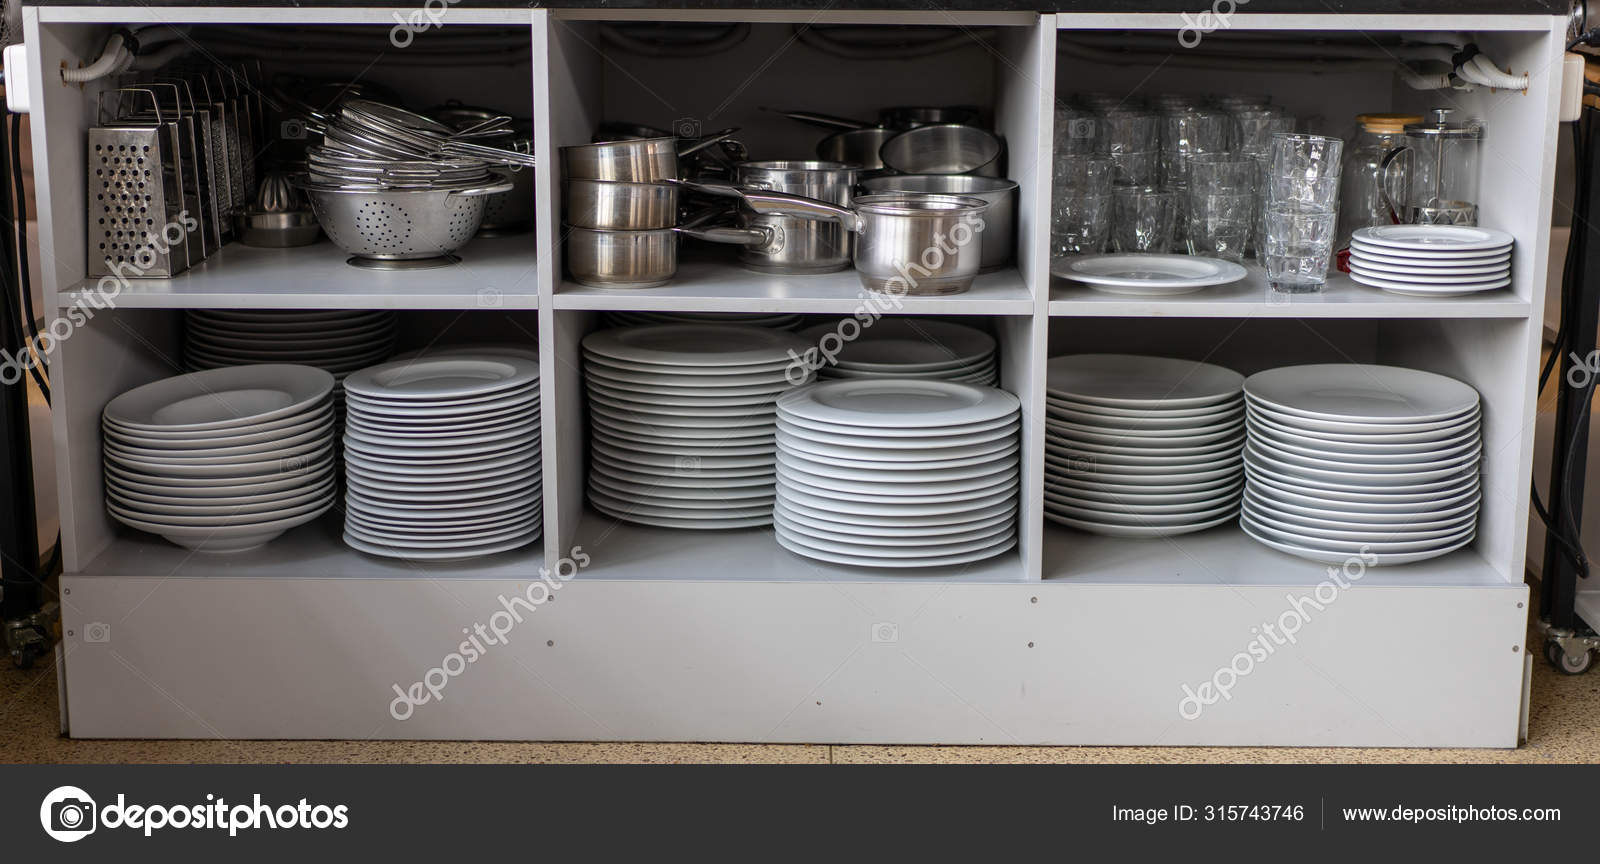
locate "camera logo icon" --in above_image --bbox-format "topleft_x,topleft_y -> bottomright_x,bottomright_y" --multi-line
674,455 -> 701,475
40,786 -> 96,842
84,622 -> 110,644
871,622 -> 899,643
477,286 -> 503,308
281,118 -> 307,140
672,117 -> 702,139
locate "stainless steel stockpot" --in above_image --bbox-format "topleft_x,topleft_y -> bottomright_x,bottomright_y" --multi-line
734,192 -> 991,296
859,174 -> 1017,271
815,127 -> 897,171
734,160 -> 859,274
564,178 -> 680,230
565,222 -> 773,289
879,124 -> 1003,177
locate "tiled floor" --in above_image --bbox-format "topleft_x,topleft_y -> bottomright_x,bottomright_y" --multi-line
4,642 -> 1597,763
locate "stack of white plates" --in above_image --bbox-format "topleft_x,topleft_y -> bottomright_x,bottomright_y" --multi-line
601,310 -> 804,330
583,324 -> 813,529
101,365 -> 337,553
1348,225 -> 1513,297
1043,354 -> 1246,537
796,317 -> 999,386
1241,363 -> 1481,565
340,348 -> 542,560
774,379 -> 1021,568
184,310 -> 399,411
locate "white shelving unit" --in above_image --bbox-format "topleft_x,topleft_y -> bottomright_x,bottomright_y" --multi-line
25,5 -> 1564,746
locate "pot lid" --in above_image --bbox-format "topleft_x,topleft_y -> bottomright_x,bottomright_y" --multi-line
1404,108 -> 1483,139
1356,112 -> 1424,134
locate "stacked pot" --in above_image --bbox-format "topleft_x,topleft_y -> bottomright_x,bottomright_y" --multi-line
562,132 -> 770,288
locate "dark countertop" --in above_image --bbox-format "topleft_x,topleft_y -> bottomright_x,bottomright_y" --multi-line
19,1 -> 1574,14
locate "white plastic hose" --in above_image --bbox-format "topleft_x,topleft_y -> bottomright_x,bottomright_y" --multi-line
1456,57 -> 1494,87
1399,65 -> 1456,90
1470,53 -> 1529,90
60,32 -> 128,83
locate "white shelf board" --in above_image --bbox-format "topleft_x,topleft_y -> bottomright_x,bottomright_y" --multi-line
555,252 -> 1034,315
1042,523 -> 1512,588
76,516 -> 544,580
569,508 -> 1029,583
1048,267 -> 1531,319
59,235 -> 540,311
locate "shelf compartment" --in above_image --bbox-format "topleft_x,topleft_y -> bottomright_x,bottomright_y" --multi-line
75,516 -> 544,580
1042,523 -> 1509,587
59,236 -> 540,311
568,508 -> 1029,583
1048,268 -> 1531,319
555,256 -> 1034,315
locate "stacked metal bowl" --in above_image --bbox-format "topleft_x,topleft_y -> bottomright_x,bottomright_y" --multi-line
293,99 -> 534,269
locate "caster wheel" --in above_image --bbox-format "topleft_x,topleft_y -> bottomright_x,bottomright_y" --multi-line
1557,649 -> 1594,676
1546,640 -> 1565,668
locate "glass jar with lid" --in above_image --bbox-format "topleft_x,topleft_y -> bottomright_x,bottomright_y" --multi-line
1336,112 -> 1421,249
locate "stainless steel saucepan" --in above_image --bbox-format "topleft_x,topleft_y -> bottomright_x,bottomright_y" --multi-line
565,216 -> 774,289
560,129 -> 739,182
859,174 -> 1017,271
731,191 -> 991,296
879,124 -> 1004,176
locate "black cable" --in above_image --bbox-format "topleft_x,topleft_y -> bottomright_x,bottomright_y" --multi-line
10,114 -> 48,403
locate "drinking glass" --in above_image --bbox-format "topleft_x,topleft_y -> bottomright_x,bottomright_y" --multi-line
1267,133 -> 1344,204
1055,106 -> 1101,155
1188,154 -> 1256,194
1160,109 -> 1232,156
1099,110 -> 1159,155
1187,190 -> 1254,262
1112,186 -> 1177,253
1052,194 -> 1113,256
1231,107 -> 1295,155
1110,150 -> 1160,186
1054,154 -> 1115,198
1263,202 -> 1339,292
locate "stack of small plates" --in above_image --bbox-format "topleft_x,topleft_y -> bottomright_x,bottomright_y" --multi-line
184,309 -> 399,413
340,348 -> 542,560
583,324 -> 813,529
1043,354 -> 1246,537
601,310 -> 804,330
796,317 -> 999,386
101,365 -> 337,552
1348,225 -> 1513,296
1242,364 -> 1481,565
774,379 -> 1021,568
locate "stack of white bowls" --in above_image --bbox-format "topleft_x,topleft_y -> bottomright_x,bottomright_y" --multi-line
1347,225 -> 1513,297
183,309 -> 399,413
1043,354 -> 1246,537
601,310 -> 804,330
774,379 -> 1021,568
796,317 -> 999,386
1241,363 -> 1481,565
583,324 -> 814,529
101,365 -> 337,552
340,347 -> 542,560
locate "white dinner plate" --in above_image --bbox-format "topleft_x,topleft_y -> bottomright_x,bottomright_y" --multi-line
781,470 -> 1018,506
776,379 -> 1018,429
775,499 -> 1016,537
1045,459 -> 1242,486
1046,418 -> 1243,449
1247,434 -> 1480,472
1244,442 -> 1478,486
1346,247 -> 1510,268
776,429 -> 1014,465
1044,482 -> 1240,515
587,500 -> 773,530
582,351 -> 792,378
587,488 -> 771,520
1348,262 -> 1510,283
1042,507 -> 1235,537
103,404 -> 334,449
1245,364 -> 1479,423
1242,488 -> 1477,532
778,417 -> 1017,451
1346,255 -> 1510,276
774,510 -> 1012,548
108,478 -> 335,518
774,521 -> 1014,562
1044,401 -> 1242,431
1046,393 -> 1243,419
584,364 -> 794,390
1251,424 -> 1479,464
1053,253 -> 1248,293
1241,510 -> 1475,553
1239,515 -> 1474,565
111,500 -> 332,553
585,379 -> 784,408
342,528 -> 540,561
593,415 -> 772,442
1348,271 -> 1511,295
1246,400 -> 1479,437
1352,224 -> 1515,252
1348,236 -> 1513,260
345,354 -> 539,403
106,419 -> 334,461
795,318 -> 995,371
774,527 -> 1017,569
778,408 -> 1015,440
1245,461 -> 1478,502
1046,354 -> 1244,408
104,365 -> 335,431
1046,477 -> 1241,507
584,324 -> 811,367
1247,408 -> 1478,450
592,429 -> 773,458
777,484 -> 1016,519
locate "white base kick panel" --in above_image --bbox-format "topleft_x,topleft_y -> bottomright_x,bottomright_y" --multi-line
61,573 -> 1528,747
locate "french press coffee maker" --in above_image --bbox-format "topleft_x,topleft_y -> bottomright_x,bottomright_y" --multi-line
1381,108 -> 1484,226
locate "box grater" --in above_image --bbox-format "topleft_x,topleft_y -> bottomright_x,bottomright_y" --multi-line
87,89 -> 191,278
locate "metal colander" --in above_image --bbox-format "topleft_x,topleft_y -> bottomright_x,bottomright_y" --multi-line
296,173 -> 512,268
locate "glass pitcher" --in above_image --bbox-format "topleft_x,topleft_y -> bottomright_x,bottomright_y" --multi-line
1384,108 -> 1484,226
1337,112 -> 1420,248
